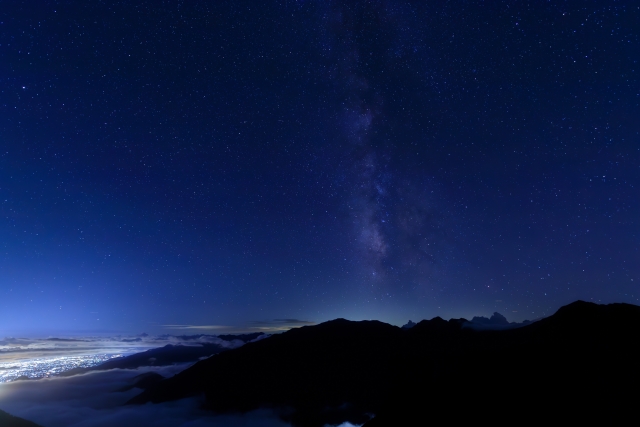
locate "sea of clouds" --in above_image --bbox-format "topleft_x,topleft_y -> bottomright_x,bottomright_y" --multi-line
0,333 -> 253,383
0,334 -> 247,363
0,364 -> 291,427
0,334 -> 362,427
0,364 -> 363,427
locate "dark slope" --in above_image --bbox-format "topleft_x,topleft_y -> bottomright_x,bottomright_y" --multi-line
0,409 -> 43,427
60,333 -> 261,377
60,343 -> 230,377
368,300 -> 640,425
167,332 -> 264,343
130,301 -> 640,426
217,332 -> 265,343
116,372 -> 165,392
130,319 -> 401,425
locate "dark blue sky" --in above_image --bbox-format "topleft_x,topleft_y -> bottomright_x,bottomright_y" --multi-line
1,0 -> 638,335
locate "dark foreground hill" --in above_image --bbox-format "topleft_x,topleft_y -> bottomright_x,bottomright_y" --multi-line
129,301 -> 640,426
0,409 -> 42,427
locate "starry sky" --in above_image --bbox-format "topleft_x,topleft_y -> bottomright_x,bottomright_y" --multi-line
1,0 -> 638,335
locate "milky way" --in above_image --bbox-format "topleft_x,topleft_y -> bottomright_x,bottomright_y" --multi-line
1,1 -> 638,334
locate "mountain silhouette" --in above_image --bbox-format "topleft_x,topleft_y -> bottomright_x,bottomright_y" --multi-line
0,409 -> 42,427
129,301 -> 640,426
400,320 -> 416,329
470,311 -> 509,325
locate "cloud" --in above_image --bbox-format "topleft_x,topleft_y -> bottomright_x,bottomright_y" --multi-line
248,334 -> 270,343
160,321 -> 315,334
247,319 -> 316,332
153,335 -> 247,349
0,333 -> 253,362
0,366 -> 291,427
0,333 -> 257,382
253,319 -> 315,326
0,336 -> 154,360
162,325 -> 230,331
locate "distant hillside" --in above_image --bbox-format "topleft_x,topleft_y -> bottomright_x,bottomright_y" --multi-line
60,332 -> 265,376
129,301 -> 640,426
216,332 -> 264,343
0,409 -> 42,427
59,343 -> 225,377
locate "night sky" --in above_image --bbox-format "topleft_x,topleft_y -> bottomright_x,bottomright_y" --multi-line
1,1 -> 638,335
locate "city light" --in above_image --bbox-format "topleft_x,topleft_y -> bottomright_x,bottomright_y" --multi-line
0,354 -> 123,383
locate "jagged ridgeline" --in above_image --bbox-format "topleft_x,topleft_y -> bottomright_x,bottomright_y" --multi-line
128,301 -> 640,426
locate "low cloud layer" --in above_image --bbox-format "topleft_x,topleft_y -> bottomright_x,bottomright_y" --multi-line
163,319 -> 317,334
0,333 -> 251,363
161,325 -> 230,331
0,336 -> 153,362
0,333 -> 259,383
0,366 -> 291,427
248,319 -> 316,332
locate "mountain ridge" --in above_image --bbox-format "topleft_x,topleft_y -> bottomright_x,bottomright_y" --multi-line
129,300 -> 640,426
0,409 -> 43,427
